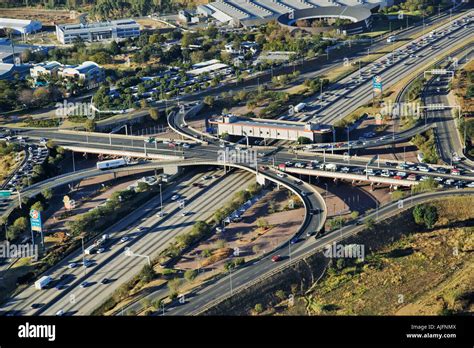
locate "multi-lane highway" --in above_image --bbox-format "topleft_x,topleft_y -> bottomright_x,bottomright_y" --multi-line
2,8 -> 474,318
168,188 -> 474,315
302,12 -> 474,125
423,50 -> 474,171
0,169 -> 255,315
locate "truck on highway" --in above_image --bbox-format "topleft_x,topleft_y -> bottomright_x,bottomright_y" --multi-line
84,245 -> 96,255
84,234 -> 109,254
96,158 -> 127,170
35,276 -> 52,290
294,103 -> 307,113
325,163 -> 338,171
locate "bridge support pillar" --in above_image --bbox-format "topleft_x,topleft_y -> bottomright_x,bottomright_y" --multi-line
163,165 -> 180,176
370,183 -> 374,191
352,180 -> 356,186
256,173 -> 266,186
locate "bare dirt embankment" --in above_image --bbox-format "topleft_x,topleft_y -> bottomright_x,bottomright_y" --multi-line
203,196 -> 474,316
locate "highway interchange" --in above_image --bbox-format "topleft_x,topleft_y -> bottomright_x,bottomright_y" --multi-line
1,8 -> 474,316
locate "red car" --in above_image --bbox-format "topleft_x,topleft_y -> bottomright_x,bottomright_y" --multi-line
271,255 -> 282,262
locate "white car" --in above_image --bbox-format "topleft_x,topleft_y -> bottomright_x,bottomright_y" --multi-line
171,194 -> 180,201
277,173 -> 286,178
56,310 -> 64,316
181,211 -> 188,217
68,262 -> 77,269
96,248 -> 105,254
120,236 -> 129,243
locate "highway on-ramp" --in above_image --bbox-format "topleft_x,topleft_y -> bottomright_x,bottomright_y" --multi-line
0,169 -> 255,315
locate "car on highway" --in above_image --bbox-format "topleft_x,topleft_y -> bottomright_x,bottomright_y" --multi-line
83,259 -> 92,267
171,194 -> 180,201
136,226 -> 147,232
30,303 -> 44,309
68,262 -> 77,269
100,278 -> 110,285
56,310 -> 65,316
120,236 -> 129,243
294,179 -> 303,185
96,248 -> 105,254
271,255 -> 282,262
181,211 -> 188,217
276,173 -> 286,178
80,281 -> 90,288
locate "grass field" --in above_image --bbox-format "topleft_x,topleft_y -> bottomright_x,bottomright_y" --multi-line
277,196 -> 474,316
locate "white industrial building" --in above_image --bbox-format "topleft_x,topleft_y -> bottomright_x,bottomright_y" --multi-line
210,114 -> 333,143
0,18 -> 42,36
187,59 -> 229,76
197,0 -> 392,27
56,19 -> 140,44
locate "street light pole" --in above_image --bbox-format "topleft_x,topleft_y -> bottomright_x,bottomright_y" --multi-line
159,183 -> 163,216
81,237 -> 86,277
72,151 -> 75,173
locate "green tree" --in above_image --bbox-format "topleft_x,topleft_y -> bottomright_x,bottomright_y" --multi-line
84,119 -> 96,132
140,264 -> 155,283
42,188 -> 53,200
203,95 -> 215,108
423,205 -> 438,229
365,217 -> 375,231
149,108 -> 160,121
257,218 -> 269,229
413,204 -> 438,229
167,278 -> 182,294
13,217 -> 28,232
254,303 -> 264,314
413,204 -> 426,225
184,269 -> 197,282
275,290 -> 286,301
30,201 -> 44,212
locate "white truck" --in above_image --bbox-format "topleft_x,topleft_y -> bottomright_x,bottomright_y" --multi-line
325,163 -> 338,171
85,234 -> 109,254
294,103 -> 307,113
96,158 -> 127,170
84,245 -> 96,255
35,276 -> 52,290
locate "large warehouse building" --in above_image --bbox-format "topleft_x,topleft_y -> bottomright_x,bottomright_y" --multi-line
197,0 -> 392,27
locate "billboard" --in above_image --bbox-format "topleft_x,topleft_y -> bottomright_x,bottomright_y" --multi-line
30,209 -> 42,233
373,75 -> 383,92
